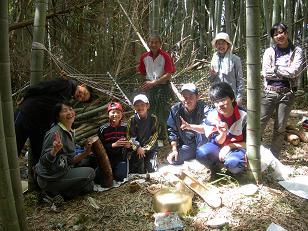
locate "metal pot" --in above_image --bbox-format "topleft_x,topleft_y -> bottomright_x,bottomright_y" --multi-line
153,188 -> 192,216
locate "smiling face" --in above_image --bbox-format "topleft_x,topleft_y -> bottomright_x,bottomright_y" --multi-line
133,101 -> 149,118
58,104 -> 76,127
149,37 -> 162,56
108,109 -> 123,126
215,39 -> 230,54
182,91 -> 198,112
213,96 -> 234,117
272,28 -> 289,48
74,84 -> 91,102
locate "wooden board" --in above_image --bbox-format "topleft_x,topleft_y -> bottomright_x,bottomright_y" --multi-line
179,170 -> 222,208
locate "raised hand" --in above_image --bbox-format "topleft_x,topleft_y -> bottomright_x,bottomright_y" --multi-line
51,131 -> 63,156
180,116 -> 191,130
216,121 -> 228,133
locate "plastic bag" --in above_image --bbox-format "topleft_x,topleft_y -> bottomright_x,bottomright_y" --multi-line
153,212 -> 184,231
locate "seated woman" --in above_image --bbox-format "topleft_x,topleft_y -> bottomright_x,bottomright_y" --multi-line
197,82 -> 247,174
35,101 -> 95,199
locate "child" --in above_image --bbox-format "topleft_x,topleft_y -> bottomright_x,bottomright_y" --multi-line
97,102 -> 131,181
127,94 -> 158,173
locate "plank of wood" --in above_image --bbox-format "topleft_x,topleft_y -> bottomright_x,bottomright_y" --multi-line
179,171 -> 222,208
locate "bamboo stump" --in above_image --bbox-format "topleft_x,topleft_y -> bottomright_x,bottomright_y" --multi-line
91,137 -> 113,187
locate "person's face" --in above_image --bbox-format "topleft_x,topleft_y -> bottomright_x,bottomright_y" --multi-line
182,91 -> 198,112
149,37 -> 162,54
273,28 -> 288,47
74,84 -> 90,102
58,104 -> 75,125
108,109 -> 123,125
215,40 -> 229,54
134,101 -> 149,118
213,96 -> 234,117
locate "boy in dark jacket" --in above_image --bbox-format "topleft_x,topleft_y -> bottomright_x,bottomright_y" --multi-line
127,94 -> 158,173
97,102 -> 131,181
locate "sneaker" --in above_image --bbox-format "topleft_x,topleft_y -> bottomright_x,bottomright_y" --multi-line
42,193 -> 64,206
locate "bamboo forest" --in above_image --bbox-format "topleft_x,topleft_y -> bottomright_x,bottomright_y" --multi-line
0,0 -> 307,230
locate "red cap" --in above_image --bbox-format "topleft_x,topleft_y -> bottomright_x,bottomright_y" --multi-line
107,102 -> 123,112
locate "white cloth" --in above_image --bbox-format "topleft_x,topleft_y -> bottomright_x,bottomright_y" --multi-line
211,51 -> 234,76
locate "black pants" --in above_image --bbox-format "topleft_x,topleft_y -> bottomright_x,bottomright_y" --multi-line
14,110 -> 47,164
129,150 -> 157,174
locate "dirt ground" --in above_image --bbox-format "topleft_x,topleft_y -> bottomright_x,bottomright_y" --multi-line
23,96 -> 308,231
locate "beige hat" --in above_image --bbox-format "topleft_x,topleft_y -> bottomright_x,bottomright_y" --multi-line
211,32 -> 232,48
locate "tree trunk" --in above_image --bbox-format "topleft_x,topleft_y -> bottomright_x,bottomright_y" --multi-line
0,1 -> 26,230
214,0 -> 223,35
225,0 -> 231,36
263,0 -> 272,45
272,0 -> 281,24
30,0 -> 48,85
283,0 -> 292,41
149,0 -> 160,35
28,0 -> 48,192
246,0 -> 261,183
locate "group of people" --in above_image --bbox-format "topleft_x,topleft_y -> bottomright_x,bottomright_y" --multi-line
15,22 -> 303,200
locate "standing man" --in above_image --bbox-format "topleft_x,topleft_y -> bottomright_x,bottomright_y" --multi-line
15,77 -> 92,189
138,34 -> 176,145
260,23 -> 303,156
166,83 -> 210,165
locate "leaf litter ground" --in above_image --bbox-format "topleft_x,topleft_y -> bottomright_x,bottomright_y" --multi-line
24,96 -> 308,231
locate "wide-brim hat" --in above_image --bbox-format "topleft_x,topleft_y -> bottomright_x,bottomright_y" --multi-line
211,32 -> 232,48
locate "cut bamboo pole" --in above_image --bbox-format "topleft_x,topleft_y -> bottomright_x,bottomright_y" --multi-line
91,137 -> 113,187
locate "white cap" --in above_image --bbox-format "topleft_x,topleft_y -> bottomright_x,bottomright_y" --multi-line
133,94 -> 149,104
211,32 -> 232,48
181,83 -> 198,94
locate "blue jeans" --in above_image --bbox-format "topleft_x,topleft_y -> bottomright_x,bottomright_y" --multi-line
260,90 -> 295,156
174,133 -> 208,164
196,142 -> 246,174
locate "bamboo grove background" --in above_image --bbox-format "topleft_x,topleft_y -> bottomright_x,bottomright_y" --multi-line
8,0 -> 307,97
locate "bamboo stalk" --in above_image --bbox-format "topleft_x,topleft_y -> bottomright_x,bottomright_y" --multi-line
76,104 -> 108,120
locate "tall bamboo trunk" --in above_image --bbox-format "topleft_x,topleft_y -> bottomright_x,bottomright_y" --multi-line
262,0 -> 272,45
246,0 -> 261,183
272,0 -> 281,24
149,0 -> 160,35
225,0 -> 231,36
28,0 -> 48,192
214,0 -> 223,35
0,1 -> 26,230
30,0 -> 48,85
